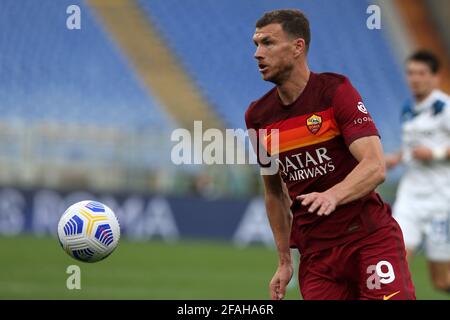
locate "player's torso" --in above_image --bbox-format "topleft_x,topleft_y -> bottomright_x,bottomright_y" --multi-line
248,72 -> 393,254
257,73 -> 357,206
264,102 -> 356,201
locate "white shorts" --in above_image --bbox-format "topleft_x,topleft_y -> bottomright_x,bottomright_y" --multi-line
393,198 -> 450,262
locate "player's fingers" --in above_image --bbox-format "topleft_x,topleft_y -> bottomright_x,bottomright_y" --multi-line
316,202 -> 329,216
297,193 -> 316,206
269,286 -> 276,300
307,198 -> 322,213
277,278 -> 289,300
323,204 -> 335,216
270,287 -> 277,300
269,279 -> 279,300
296,194 -> 306,200
296,194 -> 308,204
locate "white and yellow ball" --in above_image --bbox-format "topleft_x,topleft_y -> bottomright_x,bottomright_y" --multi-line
57,200 -> 120,262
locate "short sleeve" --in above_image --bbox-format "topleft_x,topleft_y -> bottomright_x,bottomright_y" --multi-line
332,79 -> 380,146
245,104 -> 263,164
245,104 -> 274,172
244,105 -> 256,131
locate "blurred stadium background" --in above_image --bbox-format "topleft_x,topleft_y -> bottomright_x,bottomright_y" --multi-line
0,0 -> 449,299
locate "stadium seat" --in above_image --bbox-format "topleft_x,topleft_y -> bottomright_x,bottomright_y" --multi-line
0,0 -> 173,130
138,0 -> 410,151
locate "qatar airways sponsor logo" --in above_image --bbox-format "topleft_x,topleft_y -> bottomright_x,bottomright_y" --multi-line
277,147 -> 335,181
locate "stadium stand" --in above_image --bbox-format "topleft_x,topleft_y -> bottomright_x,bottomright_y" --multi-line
0,0 -> 173,129
2,0 -> 447,196
138,0 -> 411,151
0,0 -> 177,191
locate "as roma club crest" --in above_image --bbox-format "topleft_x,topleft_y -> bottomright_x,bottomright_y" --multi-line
306,114 -> 322,134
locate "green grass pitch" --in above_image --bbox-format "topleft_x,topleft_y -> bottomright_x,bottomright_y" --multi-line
0,236 -> 448,300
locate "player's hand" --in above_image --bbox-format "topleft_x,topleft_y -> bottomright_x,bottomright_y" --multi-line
296,191 -> 338,216
269,263 -> 293,300
385,153 -> 402,170
412,146 -> 433,161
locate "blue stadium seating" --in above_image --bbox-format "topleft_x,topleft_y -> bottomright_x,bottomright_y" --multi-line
138,0 -> 410,151
0,0 -> 411,153
0,0 -> 173,130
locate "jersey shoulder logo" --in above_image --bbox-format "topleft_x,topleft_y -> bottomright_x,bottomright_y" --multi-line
306,114 -> 322,134
357,101 -> 368,114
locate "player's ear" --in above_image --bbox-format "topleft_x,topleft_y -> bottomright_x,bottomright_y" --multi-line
293,38 -> 306,58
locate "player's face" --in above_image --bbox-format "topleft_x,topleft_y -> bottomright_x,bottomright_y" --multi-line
406,61 -> 438,99
253,24 -> 298,84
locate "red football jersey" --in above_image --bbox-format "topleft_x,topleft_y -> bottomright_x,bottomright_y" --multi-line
245,72 -> 393,255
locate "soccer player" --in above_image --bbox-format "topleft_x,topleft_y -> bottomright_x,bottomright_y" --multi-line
386,50 -> 450,293
245,9 -> 415,300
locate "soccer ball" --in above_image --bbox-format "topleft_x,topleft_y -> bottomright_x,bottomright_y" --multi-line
57,200 -> 120,263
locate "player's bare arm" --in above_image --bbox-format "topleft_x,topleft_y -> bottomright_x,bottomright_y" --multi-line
297,135 -> 386,216
262,173 -> 293,300
386,145 -> 450,166
385,150 -> 403,169
411,145 -> 450,161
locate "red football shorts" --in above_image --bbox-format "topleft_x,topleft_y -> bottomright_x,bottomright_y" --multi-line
298,219 -> 416,300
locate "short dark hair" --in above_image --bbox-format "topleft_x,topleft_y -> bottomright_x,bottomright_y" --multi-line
256,9 -> 311,52
407,50 -> 440,74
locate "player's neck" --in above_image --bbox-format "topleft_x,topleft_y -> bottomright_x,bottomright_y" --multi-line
277,63 -> 311,105
414,89 -> 435,103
